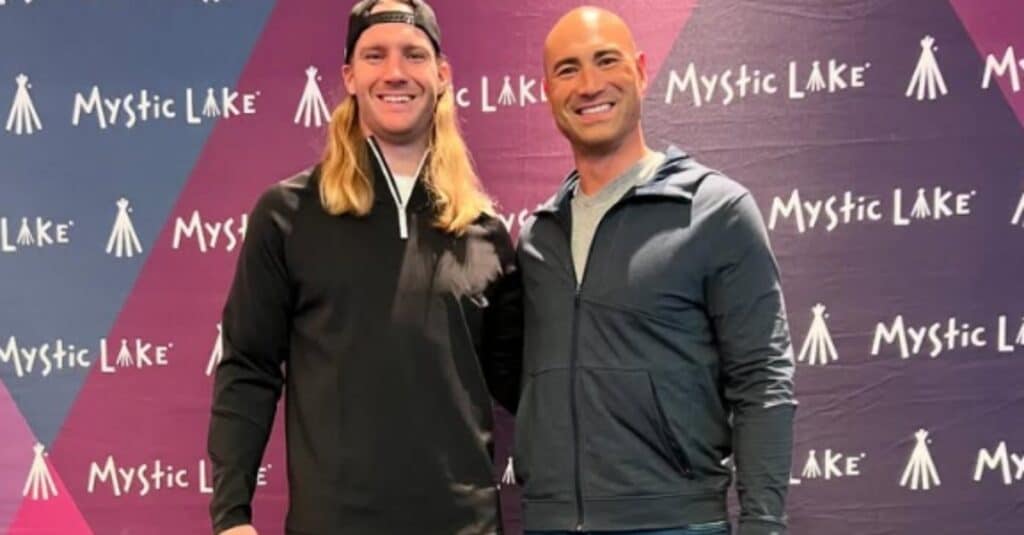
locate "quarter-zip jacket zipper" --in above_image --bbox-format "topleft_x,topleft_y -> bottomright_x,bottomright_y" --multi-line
366,137 -> 429,240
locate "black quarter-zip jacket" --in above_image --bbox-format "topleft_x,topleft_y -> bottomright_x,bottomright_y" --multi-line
207,141 -> 523,535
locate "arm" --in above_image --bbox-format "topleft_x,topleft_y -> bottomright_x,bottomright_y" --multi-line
207,189 -> 293,534
706,192 -> 797,535
480,220 -> 524,414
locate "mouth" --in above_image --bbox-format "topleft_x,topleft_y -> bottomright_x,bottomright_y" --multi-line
377,94 -> 416,104
574,102 -> 615,116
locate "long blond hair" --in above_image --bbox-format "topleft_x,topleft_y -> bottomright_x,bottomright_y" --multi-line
319,84 -> 494,235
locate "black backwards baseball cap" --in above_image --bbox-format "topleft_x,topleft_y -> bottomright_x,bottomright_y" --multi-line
345,0 -> 442,63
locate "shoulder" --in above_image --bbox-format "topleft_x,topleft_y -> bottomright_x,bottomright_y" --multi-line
470,212 -> 514,248
517,190 -> 563,247
689,168 -> 753,217
247,164 -> 321,239
251,165 -> 319,216
672,157 -> 768,245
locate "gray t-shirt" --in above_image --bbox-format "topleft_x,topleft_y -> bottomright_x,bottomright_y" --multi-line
570,150 -> 666,284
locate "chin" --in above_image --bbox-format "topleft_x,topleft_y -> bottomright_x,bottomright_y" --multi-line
379,124 -> 432,144
380,122 -> 417,135
570,133 -> 624,154
575,128 -> 618,145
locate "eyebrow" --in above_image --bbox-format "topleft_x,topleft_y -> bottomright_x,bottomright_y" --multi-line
594,48 -> 624,59
357,42 -> 432,56
551,47 -> 624,71
551,57 -> 581,72
402,44 -> 431,54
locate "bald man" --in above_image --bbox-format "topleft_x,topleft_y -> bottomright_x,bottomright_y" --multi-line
512,7 -> 796,535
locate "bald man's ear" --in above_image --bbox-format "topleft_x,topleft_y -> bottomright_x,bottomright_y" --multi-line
636,51 -> 649,93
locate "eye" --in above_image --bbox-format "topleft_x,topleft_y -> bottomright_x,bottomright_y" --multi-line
362,50 -> 384,62
598,56 -> 620,67
556,65 -> 578,78
407,50 -> 429,62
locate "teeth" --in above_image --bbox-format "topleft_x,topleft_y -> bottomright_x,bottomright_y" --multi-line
580,103 -> 612,115
382,95 -> 412,103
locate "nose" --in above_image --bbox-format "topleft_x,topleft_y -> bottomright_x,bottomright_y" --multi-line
577,64 -> 604,98
383,54 -> 408,85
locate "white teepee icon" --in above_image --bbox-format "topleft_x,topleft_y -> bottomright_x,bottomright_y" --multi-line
16,217 -> 33,246
498,76 -> 516,106
22,443 -> 57,501
206,323 -> 223,376
105,198 -> 143,258
797,304 -> 838,366
202,88 -> 221,118
910,188 -> 931,219
906,36 -> 948,101
900,429 -> 941,491
801,450 -> 822,479
6,74 -> 42,136
805,61 -> 826,92
500,456 -> 516,487
115,339 -> 133,367
294,66 -> 330,128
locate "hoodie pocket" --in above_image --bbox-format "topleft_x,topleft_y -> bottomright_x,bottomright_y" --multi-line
578,368 -> 694,498
512,367 -> 575,501
648,373 -> 694,478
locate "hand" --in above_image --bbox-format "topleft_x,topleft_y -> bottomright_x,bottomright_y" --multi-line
219,525 -> 258,535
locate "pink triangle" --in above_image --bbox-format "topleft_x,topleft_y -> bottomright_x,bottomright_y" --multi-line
0,380 -> 49,533
950,0 -> 1024,128
7,451 -> 93,535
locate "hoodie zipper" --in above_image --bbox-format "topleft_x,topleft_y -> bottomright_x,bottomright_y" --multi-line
545,211 -> 585,530
545,192 -> 630,532
538,156 -> 692,530
570,289 -> 583,531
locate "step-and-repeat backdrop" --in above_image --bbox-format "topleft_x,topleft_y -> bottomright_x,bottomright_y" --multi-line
1,1 -> 1023,533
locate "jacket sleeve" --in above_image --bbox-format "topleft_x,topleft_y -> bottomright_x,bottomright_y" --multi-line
706,191 -> 797,535
207,188 -> 293,534
480,219 -> 524,414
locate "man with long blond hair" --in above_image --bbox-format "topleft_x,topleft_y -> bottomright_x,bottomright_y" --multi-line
207,1 -> 522,534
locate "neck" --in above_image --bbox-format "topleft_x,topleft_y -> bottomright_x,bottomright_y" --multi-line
574,129 -> 649,196
370,133 -> 429,177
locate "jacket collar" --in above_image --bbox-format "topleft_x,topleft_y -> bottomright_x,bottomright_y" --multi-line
535,145 -> 712,216
367,137 -> 434,213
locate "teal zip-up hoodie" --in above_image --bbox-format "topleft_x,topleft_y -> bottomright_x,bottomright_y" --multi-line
514,146 -> 796,535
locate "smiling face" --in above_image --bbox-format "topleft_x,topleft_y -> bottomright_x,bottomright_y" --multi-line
543,8 -> 647,156
342,1 -> 449,146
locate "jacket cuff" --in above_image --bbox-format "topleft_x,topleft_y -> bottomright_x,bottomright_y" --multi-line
213,508 -> 252,534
